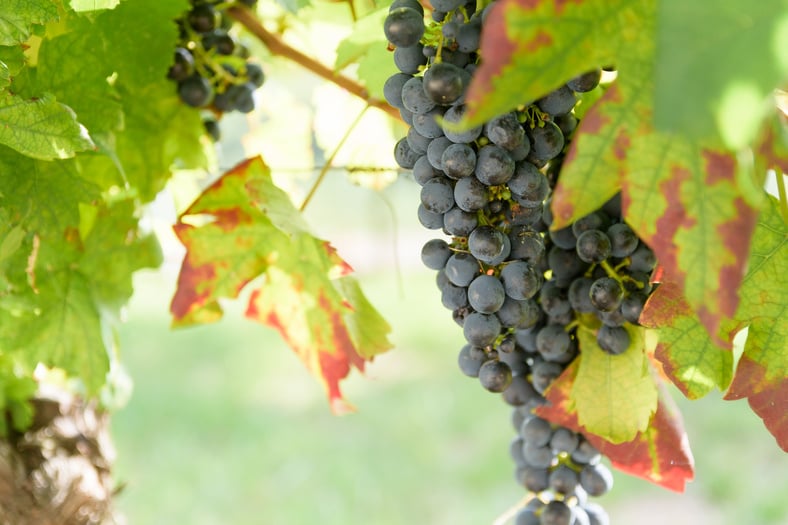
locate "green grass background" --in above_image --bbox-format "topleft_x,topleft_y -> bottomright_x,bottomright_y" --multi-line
111,174 -> 787,525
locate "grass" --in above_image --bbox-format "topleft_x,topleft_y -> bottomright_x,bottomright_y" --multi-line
110,176 -> 787,524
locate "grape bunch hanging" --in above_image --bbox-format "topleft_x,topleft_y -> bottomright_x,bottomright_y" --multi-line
168,0 -> 264,140
384,0 -> 658,523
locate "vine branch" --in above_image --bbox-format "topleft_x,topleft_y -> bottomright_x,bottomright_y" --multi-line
227,6 -> 403,123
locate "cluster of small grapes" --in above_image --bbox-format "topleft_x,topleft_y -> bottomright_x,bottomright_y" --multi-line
385,0 -> 660,523
167,0 -> 264,140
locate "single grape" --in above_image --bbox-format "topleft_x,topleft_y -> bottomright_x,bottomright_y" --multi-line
407,127 -> 431,155
420,177 -> 454,213
539,499 -> 573,525
394,44 -> 427,74
413,155 -> 440,185
454,176 -> 489,212
457,344 -> 487,377
203,29 -> 235,55
580,463 -> 614,497
475,144 -> 515,185
567,69 -> 602,92
456,20 -> 481,53
597,307 -> 626,327
394,137 -> 420,169
417,203 -> 443,229
478,359 -> 513,392
535,324 -> 573,362
412,106 -> 446,138
571,211 -> 609,237
621,291 -> 648,323
467,274 -> 506,314
509,227 -> 546,265
511,435 -> 527,465
520,415 -> 552,446
575,229 -> 612,263
442,105 -> 483,143
539,280 -> 571,317
188,4 -> 217,33
596,324 -> 630,355
244,63 -> 265,88
572,439 -> 601,465
178,75 -> 213,107
422,61 -> 470,105
536,85 -> 576,116
502,374 -> 541,406
549,464 -> 580,495
462,312 -> 501,347
509,162 -> 549,207
522,442 -> 554,469
554,113 -> 578,136
443,207 -> 477,237
527,121 -> 564,160
517,467 -> 550,494
549,226 -> 577,250
441,282 -> 468,310
606,222 -> 639,257
445,253 -> 480,287
441,143 -> 476,179
420,238 -> 451,270
589,277 -> 624,312
549,427 -> 579,454
402,76 -> 436,115
168,48 -> 194,82
426,135 -> 452,169
530,359 -> 563,394
627,243 -> 657,273
500,260 -> 541,300
484,112 -> 526,151
384,7 -> 425,48
497,297 -> 541,330
468,226 -> 506,264
383,72 -> 411,109
548,246 -> 588,285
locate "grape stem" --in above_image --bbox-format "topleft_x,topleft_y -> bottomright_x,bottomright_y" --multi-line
299,106 -> 369,212
227,5 -> 403,123
491,496 -> 530,525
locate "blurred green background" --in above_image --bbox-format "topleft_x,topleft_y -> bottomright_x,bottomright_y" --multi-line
111,172 -> 788,525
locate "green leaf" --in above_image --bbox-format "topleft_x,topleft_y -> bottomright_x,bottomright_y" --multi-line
171,157 -> 393,411
0,355 -> 37,436
572,323 -> 658,443
335,8 -> 389,71
640,283 -> 733,398
0,93 -> 95,160
0,0 -> 58,45
654,0 -> 788,149
70,0 -> 120,12
724,195 -> 788,451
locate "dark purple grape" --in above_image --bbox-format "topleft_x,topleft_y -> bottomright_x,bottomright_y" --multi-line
420,238 -> 451,269
576,229 -> 612,263
462,312 -> 501,347
580,463 -> 614,497
549,464 -> 580,495
539,500 -> 572,525
568,277 -> 595,313
502,374 -> 541,406
412,106 -> 446,138
478,359 -> 512,392
188,4 -> 217,33
394,137 -> 420,169
475,144 -> 515,185
607,222 -> 639,257
417,203 -> 443,229
589,277 -> 624,312
178,75 -> 213,107
384,7 -> 425,48
550,427 -> 579,453
572,211 -> 609,237
527,120 -> 564,160
467,274 -> 506,314
383,72 -> 411,109
567,69 -> 602,92
484,112 -> 525,151
168,48 -> 194,81
458,344 -> 486,377
394,44 -> 427,74
402,76 -> 435,115
441,143 -> 476,179
413,155 -> 439,185
596,324 -> 630,355
442,105 -> 483,143
497,297 -> 541,329
627,243 -> 657,273
621,291 -> 648,323
422,61 -> 470,105
420,177 -> 454,213
443,207 -> 477,236
445,252 -> 480,287
536,85 -> 576,116
407,127 -> 431,155
468,226 -> 506,263
500,260 -> 541,300
454,176 -> 489,212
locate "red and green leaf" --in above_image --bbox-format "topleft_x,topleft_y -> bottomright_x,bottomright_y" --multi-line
171,157 -> 393,411
723,195 -> 788,451
537,358 -> 695,492
640,282 -> 733,399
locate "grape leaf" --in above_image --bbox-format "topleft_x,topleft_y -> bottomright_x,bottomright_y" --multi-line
0,0 -> 58,45
335,7 -> 396,100
654,0 -> 788,149
0,60 -> 9,90
537,359 -> 695,492
0,93 -> 95,160
171,157 -> 393,411
624,135 -> 760,343
640,282 -> 733,399
723,195 -> 788,451
460,0 -> 636,129
572,323 -> 658,443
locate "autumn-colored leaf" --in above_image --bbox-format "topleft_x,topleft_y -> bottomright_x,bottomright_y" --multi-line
723,195 -> 788,451
640,282 -> 734,399
537,359 -> 695,492
572,324 -> 658,443
171,156 -> 393,411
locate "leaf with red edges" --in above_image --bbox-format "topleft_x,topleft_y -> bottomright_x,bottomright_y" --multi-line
536,359 -> 695,492
461,0 -> 638,129
623,135 -> 759,344
640,282 -> 733,399
171,157 -> 393,411
723,195 -> 788,451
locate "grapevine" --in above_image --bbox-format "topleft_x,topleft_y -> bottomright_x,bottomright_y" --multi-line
0,0 -> 786,523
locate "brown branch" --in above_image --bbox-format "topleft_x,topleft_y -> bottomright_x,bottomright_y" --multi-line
227,6 -> 403,123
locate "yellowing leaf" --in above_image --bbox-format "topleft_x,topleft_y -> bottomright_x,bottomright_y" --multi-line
572,324 -> 658,443
171,157 -> 393,410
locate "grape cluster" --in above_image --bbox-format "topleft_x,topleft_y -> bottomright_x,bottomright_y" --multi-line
168,0 -> 264,140
385,1 -> 659,523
